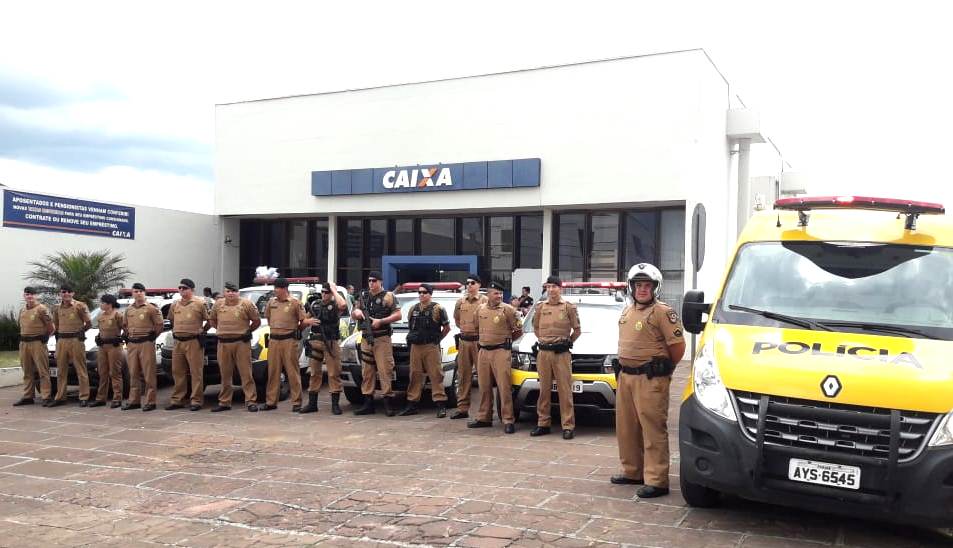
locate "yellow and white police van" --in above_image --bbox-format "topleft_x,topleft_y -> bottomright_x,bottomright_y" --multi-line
679,196 -> 953,527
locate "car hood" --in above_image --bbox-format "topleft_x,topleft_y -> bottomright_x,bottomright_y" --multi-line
708,323 -> 953,413
514,332 -> 615,356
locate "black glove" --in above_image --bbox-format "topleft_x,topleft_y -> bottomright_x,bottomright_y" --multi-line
565,338 -> 573,349
94,335 -> 103,346
531,342 -> 539,357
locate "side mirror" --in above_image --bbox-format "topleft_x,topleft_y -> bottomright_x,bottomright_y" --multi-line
682,290 -> 710,335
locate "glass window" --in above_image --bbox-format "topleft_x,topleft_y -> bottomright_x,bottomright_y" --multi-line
421,218 -> 455,255
269,221 -> 288,270
289,220 -> 308,275
556,213 -> 585,280
660,209 -> 686,271
589,212 -> 619,274
341,219 -> 362,267
489,216 -> 513,271
315,219 -> 329,268
518,215 -> 542,269
368,219 -> 387,269
394,219 -> 415,255
461,217 -> 484,256
623,211 -> 658,269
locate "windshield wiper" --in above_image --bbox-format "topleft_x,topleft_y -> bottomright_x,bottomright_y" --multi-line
728,305 -> 832,331
814,320 -> 940,340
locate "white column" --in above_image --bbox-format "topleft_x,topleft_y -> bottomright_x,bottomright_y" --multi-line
326,214 -> 337,283
736,138 -> 751,236
541,208 -> 553,284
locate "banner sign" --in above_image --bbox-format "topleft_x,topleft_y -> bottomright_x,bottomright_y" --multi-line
312,158 -> 540,196
2,190 -> 136,240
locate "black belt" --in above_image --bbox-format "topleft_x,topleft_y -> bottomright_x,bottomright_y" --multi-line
218,333 -> 251,343
173,333 -> 200,342
479,342 -> 512,351
621,365 -> 649,375
20,334 -> 47,343
538,342 -> 571,353
98,338 -> 123,346
127,334 -> 157,344
56,332 -> 84,340
458,334 -> 479,342
270,331 -> 295,340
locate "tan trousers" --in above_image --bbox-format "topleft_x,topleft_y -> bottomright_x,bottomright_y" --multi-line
55,338 -> 89,401
95,344 -> 123,402
360,335 -> 394,397
19,340 -> 51,400
127,341 -> 157,405
266,337 -> 302,406
476,348 -> 514,425
307,339 -> 342,393
615,372 -> 671,488
171,338 -> 204,406
455,339 -> 478,411
536,350 -> 576,430
217,340 -> 256,406
407,344 -> 446,403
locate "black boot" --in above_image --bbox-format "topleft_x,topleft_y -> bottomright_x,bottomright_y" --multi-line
398,401 -> 419,416
354,397 -> 375,415
331,393 -> 342,415
435,401 -> 447,418
383,396 -> 396,417
299,392 -> 318,414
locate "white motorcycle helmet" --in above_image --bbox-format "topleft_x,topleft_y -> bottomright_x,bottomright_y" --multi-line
627,263 -> 663,301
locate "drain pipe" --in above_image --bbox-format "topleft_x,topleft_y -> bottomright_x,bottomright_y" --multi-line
736,138 -> 751,236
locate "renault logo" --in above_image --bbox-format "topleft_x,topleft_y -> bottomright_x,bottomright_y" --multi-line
821,375 -> 842,398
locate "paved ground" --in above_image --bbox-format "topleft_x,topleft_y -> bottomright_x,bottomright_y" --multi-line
0,369 -> 951,547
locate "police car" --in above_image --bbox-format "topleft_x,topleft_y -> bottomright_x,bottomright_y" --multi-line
339,282 -> 464,406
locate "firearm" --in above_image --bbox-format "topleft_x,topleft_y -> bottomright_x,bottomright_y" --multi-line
359,290 -> 375,346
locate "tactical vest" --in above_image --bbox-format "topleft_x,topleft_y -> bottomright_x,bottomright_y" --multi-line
407,303 -> 441,345
312,299 -> 341,341
365,291 -> 394,337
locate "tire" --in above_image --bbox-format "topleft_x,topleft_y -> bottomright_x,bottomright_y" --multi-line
343,386 -> 366,405
680,461 -> 721,507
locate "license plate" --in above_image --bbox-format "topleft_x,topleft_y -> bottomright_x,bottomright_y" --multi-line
49,367 -> 58,378
788,458 -> 860,490
552,381 -> 584,393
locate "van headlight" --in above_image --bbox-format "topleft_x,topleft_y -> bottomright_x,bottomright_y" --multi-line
693,343 -> 736,422
929,413 -> 953,446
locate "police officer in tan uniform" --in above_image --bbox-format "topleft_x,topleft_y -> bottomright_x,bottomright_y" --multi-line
351,271 -> 402,416
49,284 -> 93,407
89,294 -> 124,408
531,276 -> 581,439
122,283 -> 164,411
450,274 -> 486,419
468,281 -> 522,433
167,278 -> 210,411
14,287 -> 54,406
611,263 -> 685,498
400,283 -> 451,418
209,282 -> 261,412
262,277 -> 312,411
300,281 -> 347,415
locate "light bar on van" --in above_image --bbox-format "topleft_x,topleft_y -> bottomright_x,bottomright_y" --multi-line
252,276 -> 322,285
118,287 -> 180,296
774,196 -> 945,215
399,282 -> 463,292
562,282 -> 627,289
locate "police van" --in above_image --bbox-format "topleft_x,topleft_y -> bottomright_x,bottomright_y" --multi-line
678,196 -> 953,526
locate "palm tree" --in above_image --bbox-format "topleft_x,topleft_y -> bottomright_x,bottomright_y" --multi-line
25,251 -> 134,307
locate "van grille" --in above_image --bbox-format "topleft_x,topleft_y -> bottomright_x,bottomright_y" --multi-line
571,354 -> 606,374
733,391 -> 939,463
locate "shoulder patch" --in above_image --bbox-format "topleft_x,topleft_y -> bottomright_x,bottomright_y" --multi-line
668,311 -> 679,325
673,328 -> 683,337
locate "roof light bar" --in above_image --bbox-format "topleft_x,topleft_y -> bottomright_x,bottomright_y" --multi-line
562,282 -> 627,289
398,282 -> 464,292
252,276 -> 322,285
774,196 -> 945,215
118,288 -> 180,296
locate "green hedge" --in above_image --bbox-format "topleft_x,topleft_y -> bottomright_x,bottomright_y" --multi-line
0,310 -> 18,351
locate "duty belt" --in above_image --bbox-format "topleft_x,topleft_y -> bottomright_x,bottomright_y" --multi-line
621,365 -> 649,375
56,332 -> 84,340
127,334 -> 157,344
270,331 -> 296,341
217,333 -> 251,344
479,341 -> 512,351
19,334 -> 47,343
537,341 -> 571,353
98,337 -> 123,346
458,333 -> 479,342
173,333 -> 200,342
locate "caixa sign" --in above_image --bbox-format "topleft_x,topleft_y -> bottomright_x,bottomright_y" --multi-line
312,158 -> 540,196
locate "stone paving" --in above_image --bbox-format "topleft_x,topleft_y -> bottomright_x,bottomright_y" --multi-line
0,369 -> 951,547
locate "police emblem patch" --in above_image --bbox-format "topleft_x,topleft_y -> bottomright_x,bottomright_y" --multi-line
285,305 -> 291,312
493,315 -> 500,324
185,312 -> 192,319
327,305 -> 333,311
139,313 -> 145,320
30,314 -> 36,321
668,311 -> 679,324
635,321 -> 643,331
559,312 -> 566,320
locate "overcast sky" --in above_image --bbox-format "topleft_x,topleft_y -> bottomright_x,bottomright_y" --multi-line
2,1 -> 950,213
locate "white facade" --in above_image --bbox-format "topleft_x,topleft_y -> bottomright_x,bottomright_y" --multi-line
215,49 -> 783,303
0,187 -> 226,313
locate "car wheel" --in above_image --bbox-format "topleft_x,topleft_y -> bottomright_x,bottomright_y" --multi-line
343,386 -> 365,405
680,461 -> 720,507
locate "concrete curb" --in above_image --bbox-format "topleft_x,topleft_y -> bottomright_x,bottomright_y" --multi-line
0,366 -> 23,388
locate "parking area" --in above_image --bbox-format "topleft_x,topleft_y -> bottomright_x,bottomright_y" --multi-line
0,369 -> 951,547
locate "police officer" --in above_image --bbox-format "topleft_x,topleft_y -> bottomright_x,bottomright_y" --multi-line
450,274 -> 486,419
400,283 -> 451,417
49,284 -> 92,407
14,287 -> 54,406
209,282 -> 261,412
262,277 -> 312,411
167,278 -> 210,411
122,283 -> 164,411
350,271 -> 401,416
89,294 -> 124,408
300,281 -> 347,415
468,281 -> 522,433
531,276 -> 581,439
611,263 -> 685,498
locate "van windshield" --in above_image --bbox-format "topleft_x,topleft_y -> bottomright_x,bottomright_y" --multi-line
716,241 -> 953,340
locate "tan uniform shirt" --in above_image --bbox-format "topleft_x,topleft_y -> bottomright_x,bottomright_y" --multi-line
454,294 -> 487,336
532,298 -> 580,344
477,302 -> 519,346
53,301 -> 91,333
18,304 -> 52,337
210,298 -> 260,337
97,309 -> 124,339
124,302 -> 164,338
265,297 -> 305,335
171,297 -> 208,335
617,300 -> 684,364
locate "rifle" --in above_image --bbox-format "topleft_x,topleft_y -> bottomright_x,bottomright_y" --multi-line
359,290 -> 375,346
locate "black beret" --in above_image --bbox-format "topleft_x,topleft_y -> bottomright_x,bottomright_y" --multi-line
419,283 -> 433,294
60,284 -> 73,292
273,277 -> 289,288
466,274 -> 482,284
132,282 -> 146,291
545,276 -> 562,287
488,281 -> 504,292
100,294 -> 118,306
224,282 -> 238,291
368,271 -> 382,281
23,286 -> 37,294
179,278 -> 195,289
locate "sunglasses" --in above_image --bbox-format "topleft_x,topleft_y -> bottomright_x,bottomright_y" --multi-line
417,291 -> 429,295
178,286 -> 190,290
466,281 -> 478,285
59,290 -> 70,294
367,278 -> 378,283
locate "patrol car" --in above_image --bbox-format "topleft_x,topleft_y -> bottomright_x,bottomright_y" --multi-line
510,282 -> 627,420
339,282 -> 463,406
679,196 -> 953,527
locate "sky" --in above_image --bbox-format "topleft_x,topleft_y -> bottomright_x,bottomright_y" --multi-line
1,1 -> 951,214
